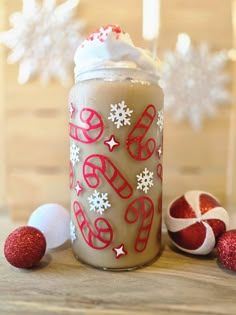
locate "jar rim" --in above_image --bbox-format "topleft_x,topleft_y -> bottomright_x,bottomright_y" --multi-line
75,65 -> 160,84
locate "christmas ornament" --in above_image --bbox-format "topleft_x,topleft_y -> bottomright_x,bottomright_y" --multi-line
0,0 -> 85,84
165,190 -> 229,255
4,226 -> 46,269
217,230 -> 236,272
28,203 -> 70,250
159,33 -> 231,130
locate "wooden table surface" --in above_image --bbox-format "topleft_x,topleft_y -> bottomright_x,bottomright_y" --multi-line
0,212 -> 236,315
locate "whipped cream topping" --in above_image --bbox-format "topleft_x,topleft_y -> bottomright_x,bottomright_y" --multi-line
74,25 -> 159,82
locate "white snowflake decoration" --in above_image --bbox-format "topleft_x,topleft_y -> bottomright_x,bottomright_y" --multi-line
108,100 -> 133,129
159,34 -> 231,130
70,221 -> 77,243
157,109 -> 164,132
70,142 -> 80,166
0,0 -> 85,84
136,168 -> 154,194
88,190 -> 111,215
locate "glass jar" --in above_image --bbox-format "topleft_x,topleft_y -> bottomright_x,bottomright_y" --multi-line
69,67 -> 164,270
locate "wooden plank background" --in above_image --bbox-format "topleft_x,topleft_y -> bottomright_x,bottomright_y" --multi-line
0,0 -> 235,220
0,0 -> 6,213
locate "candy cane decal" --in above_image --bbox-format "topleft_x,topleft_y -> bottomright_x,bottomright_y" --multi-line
156,163 -> 163,181
69,161 -> 74,189
83,154 -> 133,199
124,197 -> 154,252
126,104 -> 156,161
69,108 -> 104,144
73,200 -> 113,249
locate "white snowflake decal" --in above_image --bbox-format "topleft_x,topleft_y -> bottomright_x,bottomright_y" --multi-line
108,100 -> 133,129
87,190 -> 111,215
157,109 -> 164,132
159,34 -> 231,130
0,0 -> 85,84
70,221 -> 77,243
136,168 -> 154,194
70,142 -> 80,166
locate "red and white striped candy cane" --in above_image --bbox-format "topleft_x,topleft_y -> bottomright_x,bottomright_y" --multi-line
69,108 -> 104,144
126,104 -> 156,161
83,154 -> 133,199
73,201 -> 113,249
124,197 -> 154,252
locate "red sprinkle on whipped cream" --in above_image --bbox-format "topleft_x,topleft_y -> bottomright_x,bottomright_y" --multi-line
82,25 -> 124,47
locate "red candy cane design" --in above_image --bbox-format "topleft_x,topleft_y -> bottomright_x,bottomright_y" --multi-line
73,200 -> 113,249
69,108 -> 104,144
124,197 -> 154,252
126,104 -> 156,161
69,161 -> 74,190
156,163 -> 163,181
83,154 -> 133,199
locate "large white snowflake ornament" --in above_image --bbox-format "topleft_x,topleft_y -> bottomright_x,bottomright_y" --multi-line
108,100 -> 133,129
159,33 -> 231,130
88,190 -> 111,215
0,0 -> 85,84
70,142 -> 80,166
136,168 -> 154,194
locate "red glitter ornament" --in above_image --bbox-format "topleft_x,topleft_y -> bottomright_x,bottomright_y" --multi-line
165,191 -> 229,255
4,226 -> 46,269
217,230 -> 236,272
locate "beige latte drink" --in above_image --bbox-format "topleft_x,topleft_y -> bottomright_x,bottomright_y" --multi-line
69,26 -> 164,270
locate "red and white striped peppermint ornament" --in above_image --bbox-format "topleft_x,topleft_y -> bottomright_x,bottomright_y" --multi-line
165,191 -> 229,255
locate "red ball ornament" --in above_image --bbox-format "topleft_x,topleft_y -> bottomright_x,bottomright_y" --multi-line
4,226 -> 46,268
165,191 -> 229,255
217,230 -> 236,272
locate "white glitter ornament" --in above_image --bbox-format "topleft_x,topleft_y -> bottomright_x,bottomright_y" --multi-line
0,0 -> 85,84
28,203 -> 70,250
159,33 -> 231,130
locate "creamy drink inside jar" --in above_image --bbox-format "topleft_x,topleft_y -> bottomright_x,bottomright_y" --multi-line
69,25 -> 164,270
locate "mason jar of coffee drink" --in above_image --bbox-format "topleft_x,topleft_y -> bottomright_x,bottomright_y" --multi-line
69,25 -> 164,270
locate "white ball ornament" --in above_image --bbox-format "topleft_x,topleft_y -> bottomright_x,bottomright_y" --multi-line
165,190 -> 229,255
28,204 -> 70,250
